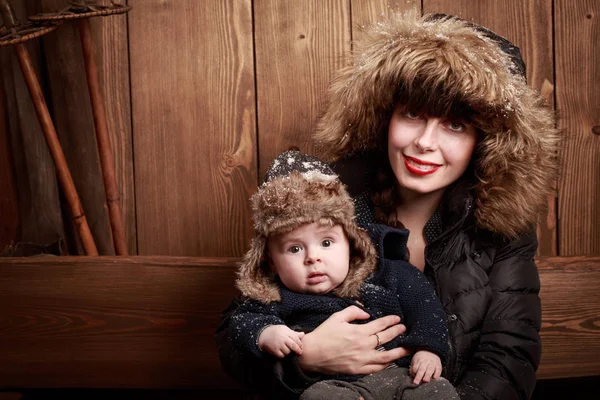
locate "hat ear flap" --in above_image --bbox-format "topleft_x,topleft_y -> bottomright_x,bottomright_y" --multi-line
335,225 -> 378,299
236,236 -> 281,303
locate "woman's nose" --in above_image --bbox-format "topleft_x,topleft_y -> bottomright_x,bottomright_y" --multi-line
414,118 -> 440,152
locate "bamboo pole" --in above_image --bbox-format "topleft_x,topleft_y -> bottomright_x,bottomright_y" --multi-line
0,0 -> 98,256
27,2 -> 132,255
78,17 -> 128,255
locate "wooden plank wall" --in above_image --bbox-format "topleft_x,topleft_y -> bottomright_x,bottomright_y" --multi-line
0,1 -> 65,249
555,0 -> 600,256
0,0 -> 598,258
129,0 -> 257,257
0,0 -> 133,255
254,0 -> 351,175
88,0 -> 136,254
38,0 -> 111,255
0,62 -> 19,250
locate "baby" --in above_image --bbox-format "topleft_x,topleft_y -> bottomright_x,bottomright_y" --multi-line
229,150 -> 458,399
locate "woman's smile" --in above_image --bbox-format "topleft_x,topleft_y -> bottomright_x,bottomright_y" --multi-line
403,154 -> 442,175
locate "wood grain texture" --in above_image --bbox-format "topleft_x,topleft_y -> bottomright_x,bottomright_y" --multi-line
536,256 -> 600,379
0,66 -> 20,250
88,0 -> 136,254
423,0 -> 557,256
39,0 -> 114,255
129,0 -> 256,256
555,0 -> 600,256
254,0 -> 350,177
0,256 -> 241,389
350,0 -> 419,42
3,0 -> 596,260
0,0 -> 64,247
0,255 -> 598,389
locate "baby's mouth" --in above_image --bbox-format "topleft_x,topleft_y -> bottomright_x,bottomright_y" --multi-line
307,272 -> 327,284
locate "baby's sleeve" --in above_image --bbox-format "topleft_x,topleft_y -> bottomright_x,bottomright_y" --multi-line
229,299 -> 286,358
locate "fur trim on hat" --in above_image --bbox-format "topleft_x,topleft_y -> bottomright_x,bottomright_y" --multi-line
314,11 -> 560,237
236,170 -> 377,304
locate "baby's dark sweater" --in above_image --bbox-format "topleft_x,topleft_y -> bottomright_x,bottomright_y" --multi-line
229,224 -> 449,375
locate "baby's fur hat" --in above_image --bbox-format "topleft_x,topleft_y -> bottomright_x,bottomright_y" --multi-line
236,150 -> 377,304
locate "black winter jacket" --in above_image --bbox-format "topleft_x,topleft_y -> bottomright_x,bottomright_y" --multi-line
355,194 -> 541,400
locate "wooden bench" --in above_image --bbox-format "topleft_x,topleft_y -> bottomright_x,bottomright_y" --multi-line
0,256 -> 599,392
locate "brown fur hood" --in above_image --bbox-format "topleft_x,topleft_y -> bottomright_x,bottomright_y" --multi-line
314,11 -> 560,237
236,151 -> 377,304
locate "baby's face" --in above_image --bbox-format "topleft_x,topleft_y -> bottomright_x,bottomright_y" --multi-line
266,223 -> 350,295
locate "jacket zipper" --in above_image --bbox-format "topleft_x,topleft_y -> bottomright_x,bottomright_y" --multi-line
425,197 -> 472,382
445,332 -> 458,382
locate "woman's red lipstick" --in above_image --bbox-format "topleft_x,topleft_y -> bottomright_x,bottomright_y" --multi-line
403,155 -> 442,176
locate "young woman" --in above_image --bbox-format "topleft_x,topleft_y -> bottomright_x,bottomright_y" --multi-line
216,11 -> 560,400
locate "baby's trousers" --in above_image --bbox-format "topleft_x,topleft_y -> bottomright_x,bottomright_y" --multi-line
299,367 -> 459,400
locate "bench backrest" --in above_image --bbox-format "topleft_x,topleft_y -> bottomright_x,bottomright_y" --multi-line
0,256 -> 599,389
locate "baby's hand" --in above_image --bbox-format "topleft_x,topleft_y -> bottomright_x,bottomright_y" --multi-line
410,350 -> 442,384
258,325 -> 305,358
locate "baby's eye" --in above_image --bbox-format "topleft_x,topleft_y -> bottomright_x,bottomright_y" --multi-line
288,245 -> 302,254
321,239 -> 333,248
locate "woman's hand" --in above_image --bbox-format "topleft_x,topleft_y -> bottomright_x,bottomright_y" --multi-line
298,305 -> 409,375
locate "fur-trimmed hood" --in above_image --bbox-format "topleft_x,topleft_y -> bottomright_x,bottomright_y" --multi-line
314,11 -> 560,237
236,151 -> 377,304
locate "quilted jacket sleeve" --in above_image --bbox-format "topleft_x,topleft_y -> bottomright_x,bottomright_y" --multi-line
456,230 -> 542,400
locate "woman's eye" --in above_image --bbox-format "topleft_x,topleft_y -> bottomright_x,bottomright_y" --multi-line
321,239 -> 332,247
288,246 -> 302,254
405,111 -> 421,120
447,121 -> 466,132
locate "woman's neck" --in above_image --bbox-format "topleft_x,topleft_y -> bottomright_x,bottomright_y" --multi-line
395,187 -> 444,232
